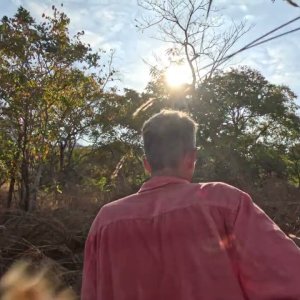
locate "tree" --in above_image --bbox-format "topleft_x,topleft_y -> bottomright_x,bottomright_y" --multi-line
140,66 -> 300,187
190,67 -> 300,185
0,6 -> 114,210
136,0 -> 250,93
88,89 -> 153,191
288,144 -> 300,188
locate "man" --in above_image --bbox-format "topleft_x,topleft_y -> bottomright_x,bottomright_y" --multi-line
82,110 -> 300,300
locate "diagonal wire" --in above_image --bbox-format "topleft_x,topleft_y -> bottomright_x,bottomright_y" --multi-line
246,27 -> 300,50
206,0 -> 213,19
199,26 -> 300,80
238,15 -> 300,51
199,0 -> 214,62
198,15 -> 300,78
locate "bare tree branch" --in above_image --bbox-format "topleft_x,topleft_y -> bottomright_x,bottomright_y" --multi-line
136,0 -> 251,92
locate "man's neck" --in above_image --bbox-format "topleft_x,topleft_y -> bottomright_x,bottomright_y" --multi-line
151,169 -> 191,181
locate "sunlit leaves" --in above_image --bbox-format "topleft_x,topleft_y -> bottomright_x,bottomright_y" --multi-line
0,6 -> 113,209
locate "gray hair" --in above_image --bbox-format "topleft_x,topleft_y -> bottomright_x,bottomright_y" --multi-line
142,110 -> 198,172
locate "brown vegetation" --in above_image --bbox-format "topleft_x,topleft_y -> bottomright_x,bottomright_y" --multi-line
0,187 -> 100,295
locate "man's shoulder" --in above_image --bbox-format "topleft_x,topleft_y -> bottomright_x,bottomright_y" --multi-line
89,182 -> 250,234
90,192 -> 140,231
198,181 -> 246,195
195,181 -> 249,209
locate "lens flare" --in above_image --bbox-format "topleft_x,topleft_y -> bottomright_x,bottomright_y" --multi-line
165,64 -> 191,87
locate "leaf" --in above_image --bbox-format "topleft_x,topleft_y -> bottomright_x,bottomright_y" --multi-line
56,185 -> 62,194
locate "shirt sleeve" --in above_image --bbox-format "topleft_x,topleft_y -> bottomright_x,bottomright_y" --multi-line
81,233 -> 97,300
232,192 -> 300,300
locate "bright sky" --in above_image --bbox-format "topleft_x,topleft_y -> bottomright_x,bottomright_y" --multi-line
2,0 -> 300,103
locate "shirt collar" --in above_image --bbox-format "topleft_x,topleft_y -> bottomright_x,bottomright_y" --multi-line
138,176 -> 190,193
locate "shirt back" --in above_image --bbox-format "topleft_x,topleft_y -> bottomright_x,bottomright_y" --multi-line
81,176 -> 300,300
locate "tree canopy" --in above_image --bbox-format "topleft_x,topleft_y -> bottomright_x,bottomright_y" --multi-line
0,5 -> 299,212
0,6 -> 114,209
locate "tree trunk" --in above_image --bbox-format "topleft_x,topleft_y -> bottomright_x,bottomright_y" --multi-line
29,163 -> 43,211
59,141 -> 66,172
66,139 -> 76,168
7,175 -> 15,208
20,158 -> 30,211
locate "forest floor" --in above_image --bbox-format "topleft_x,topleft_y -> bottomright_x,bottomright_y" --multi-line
0,178 -> 300,295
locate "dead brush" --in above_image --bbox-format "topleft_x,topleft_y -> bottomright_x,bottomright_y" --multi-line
0,209 -> 92,295
0,261 -> 75,300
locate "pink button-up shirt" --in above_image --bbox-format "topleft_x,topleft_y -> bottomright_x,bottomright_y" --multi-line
82,176 -> 300,300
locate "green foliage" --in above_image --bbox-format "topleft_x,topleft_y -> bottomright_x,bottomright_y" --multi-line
287,144 -> 300,187
0,6 -> 114,210
1,5 -> 300,213
193,67 -> 300,185
142,66 -> 300,187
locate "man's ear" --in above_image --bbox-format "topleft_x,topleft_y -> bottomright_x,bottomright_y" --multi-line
185,149 -> 197,169
143,156 -> 152,174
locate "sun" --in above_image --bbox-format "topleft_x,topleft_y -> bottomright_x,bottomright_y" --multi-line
165,64 -> 191,87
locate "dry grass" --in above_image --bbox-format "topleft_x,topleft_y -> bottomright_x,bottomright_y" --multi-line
251,178 -> 300,244
0,200 -> 100,295
0,261 -> 76,300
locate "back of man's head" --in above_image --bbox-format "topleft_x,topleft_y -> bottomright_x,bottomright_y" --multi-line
142,110 -> 198,173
